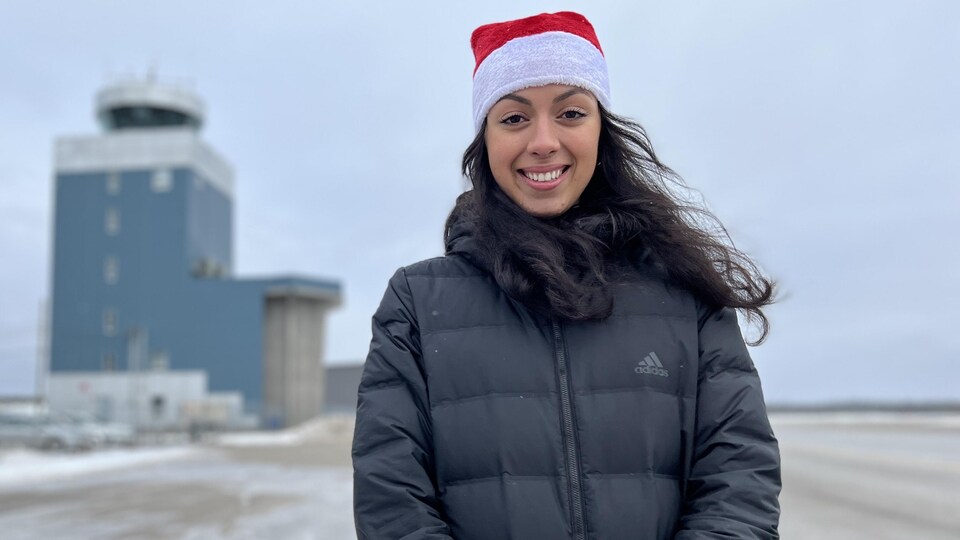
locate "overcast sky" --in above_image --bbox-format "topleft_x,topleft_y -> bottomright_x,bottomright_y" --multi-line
1,1 -> 957,404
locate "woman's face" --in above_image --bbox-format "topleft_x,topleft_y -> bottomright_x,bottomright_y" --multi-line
484,84 -> 601,218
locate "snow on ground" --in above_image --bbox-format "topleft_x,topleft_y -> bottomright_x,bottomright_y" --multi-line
0,446 -> 205,488
0,415 -> 355,493
214,414 -> 355,447
0,450 -> 354,540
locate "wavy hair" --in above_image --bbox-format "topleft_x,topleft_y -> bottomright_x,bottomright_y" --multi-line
445,106 -> 776,344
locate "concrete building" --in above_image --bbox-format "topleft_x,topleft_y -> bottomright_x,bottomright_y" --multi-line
48,78 -> 341,428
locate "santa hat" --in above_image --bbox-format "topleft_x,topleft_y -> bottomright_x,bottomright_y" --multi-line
470,11 -> 611,131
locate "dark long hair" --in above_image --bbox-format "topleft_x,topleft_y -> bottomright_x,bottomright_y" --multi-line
445,106 -> 776,344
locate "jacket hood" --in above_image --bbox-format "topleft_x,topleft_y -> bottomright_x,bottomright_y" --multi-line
444,192 -> 483,262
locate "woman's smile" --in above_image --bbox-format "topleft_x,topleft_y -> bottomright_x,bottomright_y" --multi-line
517,164 -> 570,189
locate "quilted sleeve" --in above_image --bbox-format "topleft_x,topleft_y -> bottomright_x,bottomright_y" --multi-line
352,268 -> 453,539
675,306 -> 781,539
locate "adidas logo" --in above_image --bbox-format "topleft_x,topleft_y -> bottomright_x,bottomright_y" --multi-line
635,352 -> 669,377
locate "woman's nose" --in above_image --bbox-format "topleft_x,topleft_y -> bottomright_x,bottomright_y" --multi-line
526,117 -> 560,157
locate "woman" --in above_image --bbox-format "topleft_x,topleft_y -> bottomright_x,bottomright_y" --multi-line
353,11 -> 780,540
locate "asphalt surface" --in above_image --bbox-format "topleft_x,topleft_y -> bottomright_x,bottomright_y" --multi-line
775,417 -> 960,539
0,414 -> 957,539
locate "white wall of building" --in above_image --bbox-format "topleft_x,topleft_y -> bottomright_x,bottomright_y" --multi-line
47,371 -> 239,430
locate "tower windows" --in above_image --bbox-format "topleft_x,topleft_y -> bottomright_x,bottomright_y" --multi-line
106,172 -> 121,195
152,169 -> 173,192
102,308 -> 117,337
105,207 -> 120,236
104,255 -> 119,284
150,350 -> 169,371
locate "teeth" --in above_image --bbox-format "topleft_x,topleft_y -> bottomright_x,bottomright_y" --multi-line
524,168 -> 564,182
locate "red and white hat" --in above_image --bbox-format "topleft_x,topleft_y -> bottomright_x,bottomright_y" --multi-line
470,11 -> 611,131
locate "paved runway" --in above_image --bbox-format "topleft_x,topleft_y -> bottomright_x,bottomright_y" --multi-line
0,414 -> 957,538
774,415 -> 960,539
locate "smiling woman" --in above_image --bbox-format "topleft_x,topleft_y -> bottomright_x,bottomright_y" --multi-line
353,11 -> 781,540
485,85 -> 601,218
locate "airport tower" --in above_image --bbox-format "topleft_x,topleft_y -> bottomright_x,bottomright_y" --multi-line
48,79 -> 341,428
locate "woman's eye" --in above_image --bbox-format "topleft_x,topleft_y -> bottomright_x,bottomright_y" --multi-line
500,114 -> 526,125
561,109 -> 586,120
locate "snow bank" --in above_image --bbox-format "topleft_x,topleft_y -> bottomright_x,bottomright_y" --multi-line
214,414 -> 354,447
0,446 -> 203,488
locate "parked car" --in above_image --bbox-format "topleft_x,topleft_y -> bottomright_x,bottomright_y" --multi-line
0,413 -> 98,451
96,420 -> 137,447
55,413 -> 136,447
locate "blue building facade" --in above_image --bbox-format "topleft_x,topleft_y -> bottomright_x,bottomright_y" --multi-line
49,81 -> 340,423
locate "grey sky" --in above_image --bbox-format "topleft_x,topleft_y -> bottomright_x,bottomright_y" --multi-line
1,1 -> 957,403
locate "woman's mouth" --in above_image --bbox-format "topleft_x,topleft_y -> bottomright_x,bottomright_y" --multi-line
518,166 -> 570,190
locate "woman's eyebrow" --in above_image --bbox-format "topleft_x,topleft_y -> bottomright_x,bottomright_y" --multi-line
554,88 -> 590,103
497,94 -> 532,105
495,88 -> 591,107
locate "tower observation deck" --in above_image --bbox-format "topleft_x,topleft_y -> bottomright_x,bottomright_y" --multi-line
96,80 -> 205,131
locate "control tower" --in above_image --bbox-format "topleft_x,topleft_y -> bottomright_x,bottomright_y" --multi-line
48,79 -> 341,428
96,80 -> 205,131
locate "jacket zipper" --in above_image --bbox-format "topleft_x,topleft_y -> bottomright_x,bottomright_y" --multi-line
553,320 -> 586,540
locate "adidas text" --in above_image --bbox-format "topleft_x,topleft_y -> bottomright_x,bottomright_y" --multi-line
634,365 -> 669,377
635,352 -> 669,377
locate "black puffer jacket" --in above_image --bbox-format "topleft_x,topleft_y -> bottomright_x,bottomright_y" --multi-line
353,222 -> 781,539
